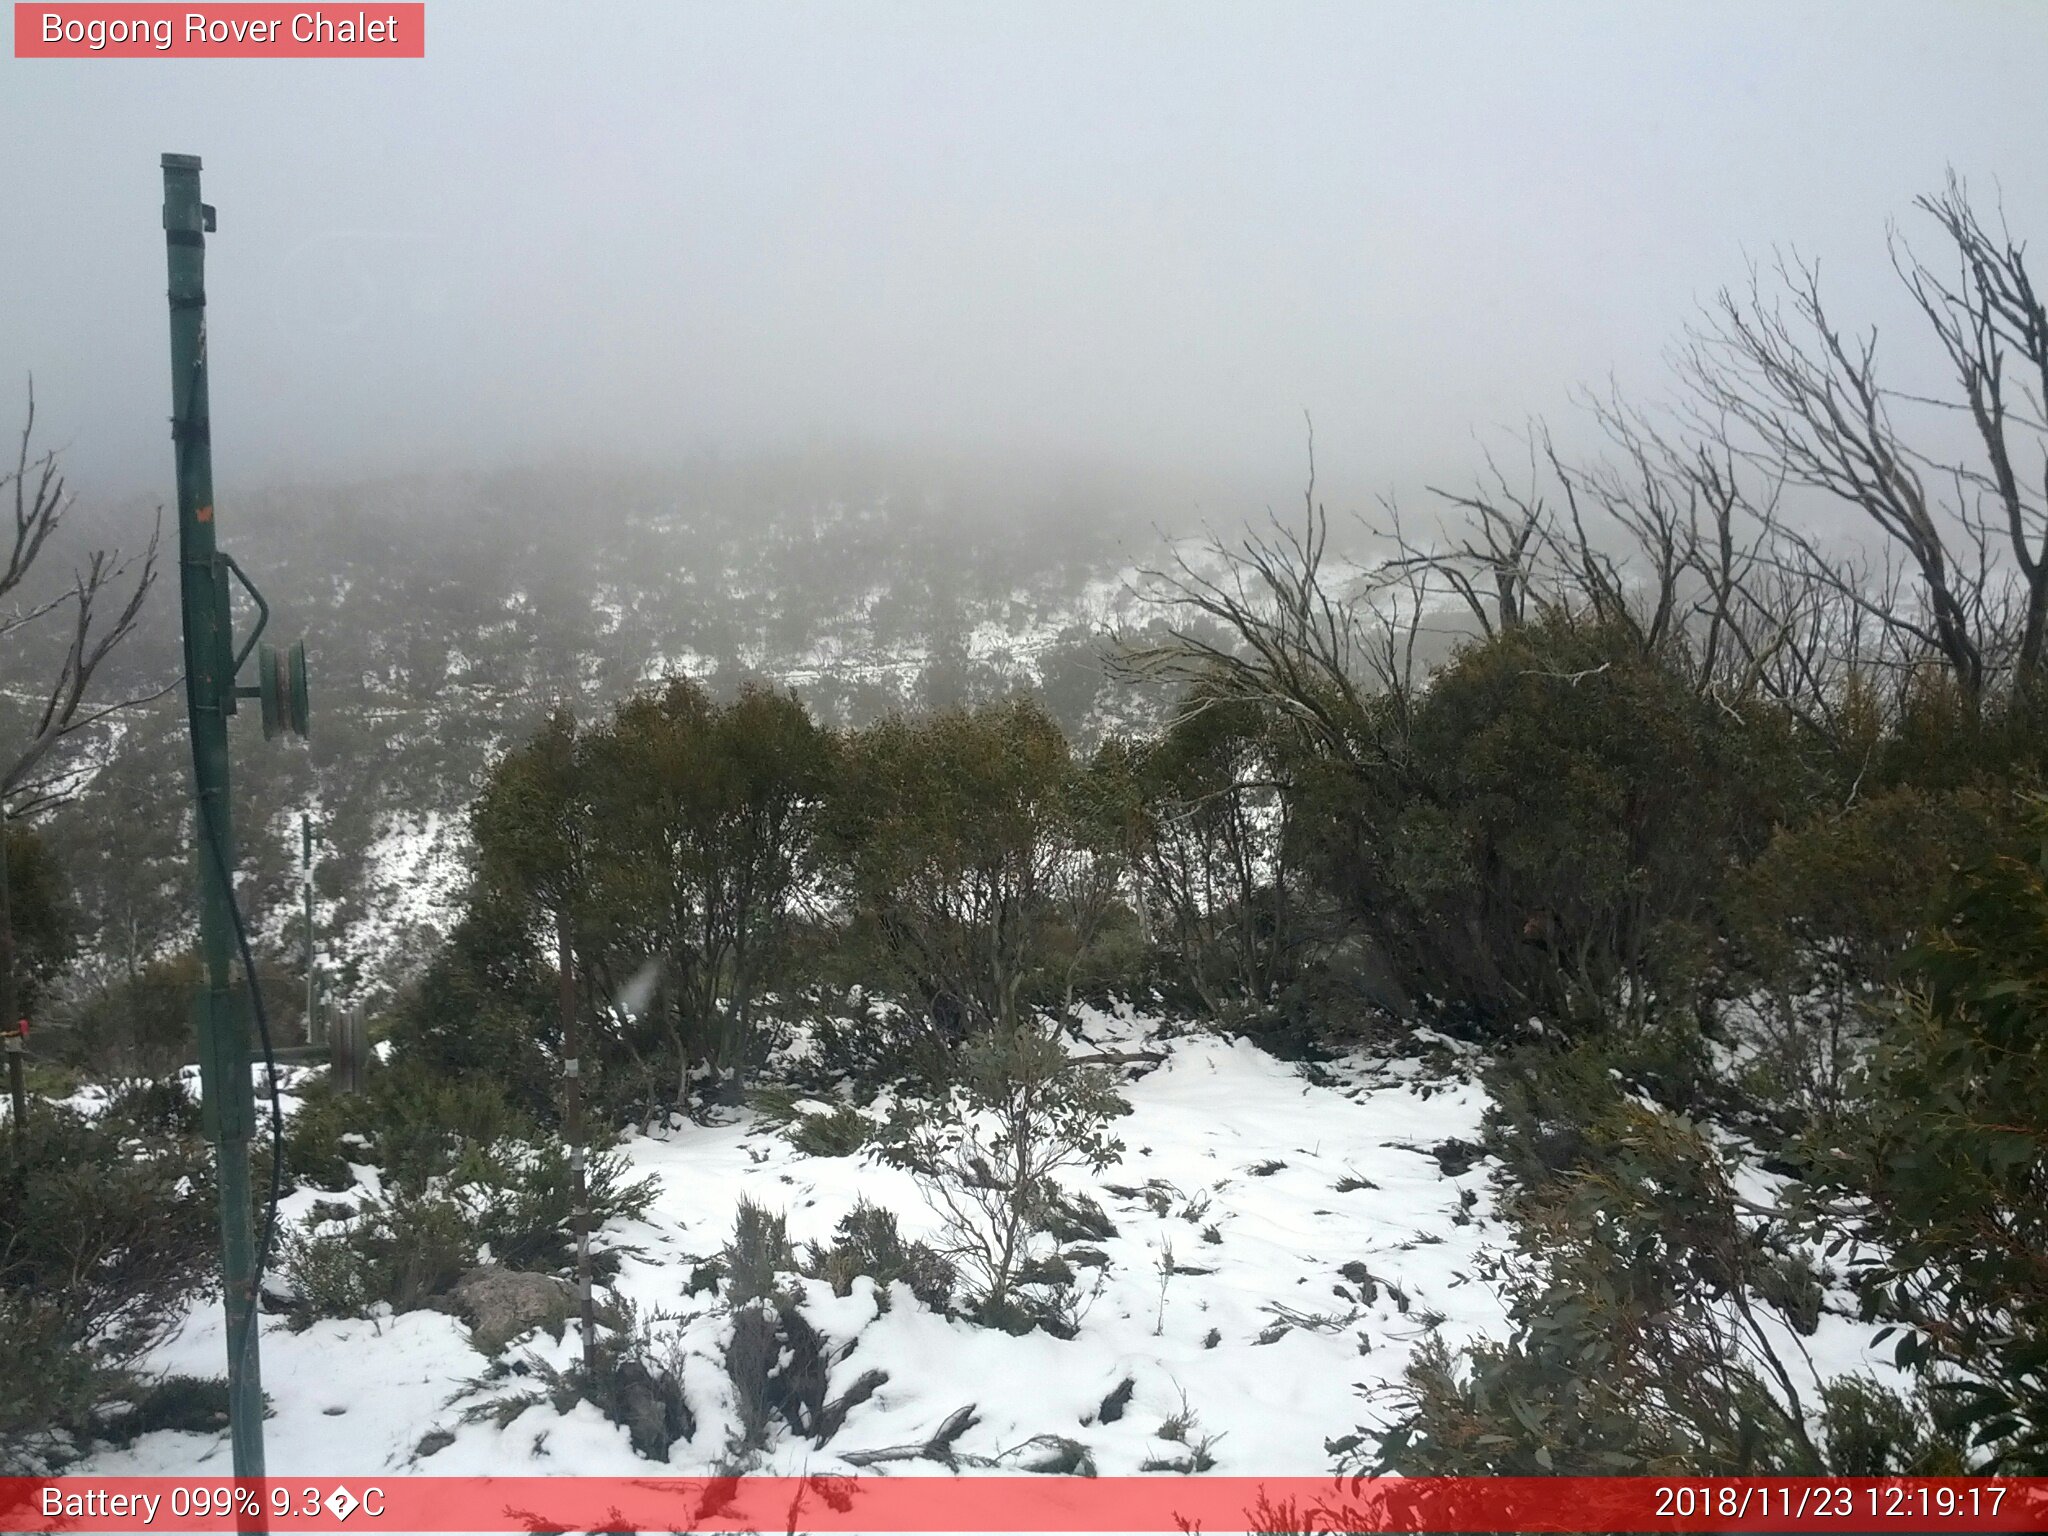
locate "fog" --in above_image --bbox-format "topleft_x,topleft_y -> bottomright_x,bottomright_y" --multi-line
3,0 -> 2045,514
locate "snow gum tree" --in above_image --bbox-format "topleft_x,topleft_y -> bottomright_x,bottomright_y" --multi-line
468,680 -> 832,1113
577,680 -> 831,1096
826,697 -> 1075,1035
1120,685 -> 1302,1015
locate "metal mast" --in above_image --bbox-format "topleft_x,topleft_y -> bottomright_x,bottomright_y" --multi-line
163,151 -> 265,1479
163,152 -> 311,1481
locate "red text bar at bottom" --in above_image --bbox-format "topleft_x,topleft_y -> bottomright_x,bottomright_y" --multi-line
4,1476 -> 2047,1534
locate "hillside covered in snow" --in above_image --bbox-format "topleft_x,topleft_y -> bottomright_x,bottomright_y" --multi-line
67,1007 -> 1906,1479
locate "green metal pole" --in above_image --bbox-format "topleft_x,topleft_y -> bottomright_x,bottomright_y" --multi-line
302,814 -> 315,1045
162,152 -> 266,1481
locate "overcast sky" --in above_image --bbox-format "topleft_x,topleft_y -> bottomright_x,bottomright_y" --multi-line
3,1 -> 2045,513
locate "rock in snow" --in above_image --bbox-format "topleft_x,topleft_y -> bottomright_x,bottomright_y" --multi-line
430,1267 -> 576,1355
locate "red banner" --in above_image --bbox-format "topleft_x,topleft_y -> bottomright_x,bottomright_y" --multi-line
4,1476 -> 2048,1533
13,5 -> 424,58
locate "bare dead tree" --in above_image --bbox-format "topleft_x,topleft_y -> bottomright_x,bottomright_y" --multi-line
1892,172 -> 2048,681
1410,434 -> 1551,638
0,385 -> 166,1049
1392,397 -> 1816,717
1121,174 -> 2042,819
1573,394 -> 1727,655
1681,255 -> 1984,696
1561,392 -> 1875,730
1677,177 -> 2048,707
1116,424 -> 1418,775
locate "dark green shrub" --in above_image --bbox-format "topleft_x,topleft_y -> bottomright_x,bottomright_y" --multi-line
1730,787 -> 2005,984
3,820 -> 77,1023
826,697 -> 1076,1035
1800,806 -> 2048,1470
280,1131 -> 656,1325
802,1199 -> 954,1312
1305,617 -> 1803,1039
1380,1044 -> 1840,1476
47,952 -> 197,1080
455,1139 -> 656,1271
1722,785 -> 2024,1136
1875,670 -> 2048,797
368,1066 -> 532,1190
468,681 -> 833,1115
0,1295 -> 99,1473
102,1375 -> 233,1445
281,1186 -> 478,1324
1044,1190 -> 1118,1243
0,1106 -> 214,1471
1818,1376 -> 1965,1476
386,897 -> 559,1124
284,1060 -> 538,1196
101,1076 -> 202,1140
281,1080 -> 362,1193
1480,1040 -> 1628,1191
786,1103 -> 872,1157
1373,1183 -> 1826,1473
802,1001 -> 956,1098
722,1197 -> 796,1308
714,1200 -> 887,1459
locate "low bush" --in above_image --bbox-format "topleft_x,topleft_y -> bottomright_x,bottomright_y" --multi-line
282,1187 -> 478,1324
100,1076 -> 202,1140
111,1375 -> 234,1441
714,1203 -> 887,1463
0,1106 -> 215,1471
800,1000 -> 957,1099
1376,1042 -> 1844,1476
1818,1376 -> 1966,1476
281,1080 -> 364,1192
1798,809 -> 2048,1470
0,1295 -> 99,1473
722,1197 -> 797,1308
280,1137 -> 655,1323
585,1296 -> 693,1460
283,1061 -> 623,1201
1718,786 -> 2023,1138
875,1021 -> 1126,1329
786,1103 -> 872,1157
802,1199 -> 954,1312
364,1067 -> 535,1191
456,1138 -> 657,1272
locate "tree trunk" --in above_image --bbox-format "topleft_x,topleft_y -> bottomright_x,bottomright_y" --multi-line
0,810 -> 17,1044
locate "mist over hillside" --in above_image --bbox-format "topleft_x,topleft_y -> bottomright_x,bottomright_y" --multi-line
13,450 -> 1236,1002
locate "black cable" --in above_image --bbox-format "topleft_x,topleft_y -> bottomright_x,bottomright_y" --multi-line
196,795 -> 285,1344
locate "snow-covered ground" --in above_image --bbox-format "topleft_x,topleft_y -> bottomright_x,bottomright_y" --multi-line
76,1009 -> 1508,1476
70,1006 -> 1906,1478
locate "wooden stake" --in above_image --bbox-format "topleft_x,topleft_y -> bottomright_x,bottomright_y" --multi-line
559,909 -> 596,1377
